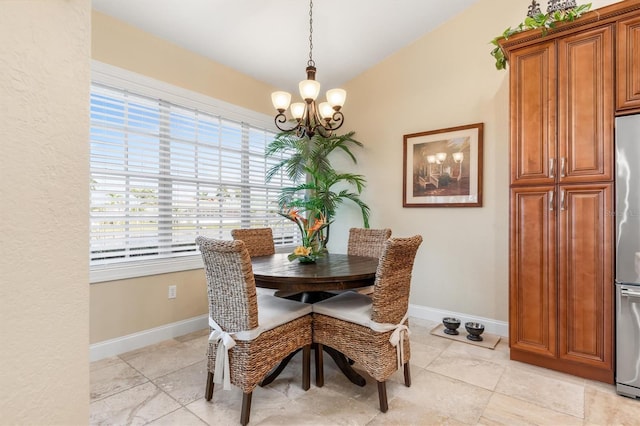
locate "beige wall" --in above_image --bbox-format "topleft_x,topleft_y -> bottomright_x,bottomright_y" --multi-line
92,10 -> 276,116
0,0 -> 90,424
91,270 -> 207,343
89,0 -> 622,344
328,0 -> 621,322
90,11 -> 278,343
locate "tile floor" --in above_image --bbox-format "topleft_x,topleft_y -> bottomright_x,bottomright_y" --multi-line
90,318 -> 640,425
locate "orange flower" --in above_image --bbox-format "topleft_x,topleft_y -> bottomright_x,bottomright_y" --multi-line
308,217 -> 324,232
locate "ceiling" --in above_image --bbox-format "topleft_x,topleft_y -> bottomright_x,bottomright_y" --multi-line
92,0 -> 479,94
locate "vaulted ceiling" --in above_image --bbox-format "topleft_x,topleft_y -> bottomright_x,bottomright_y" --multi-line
92,0 -> 480,93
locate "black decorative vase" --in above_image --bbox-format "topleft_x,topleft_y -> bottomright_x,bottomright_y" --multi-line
465,322 -> 485,342
442,317 -> 461,335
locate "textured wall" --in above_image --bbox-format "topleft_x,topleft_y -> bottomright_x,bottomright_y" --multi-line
0,0 -> 90,423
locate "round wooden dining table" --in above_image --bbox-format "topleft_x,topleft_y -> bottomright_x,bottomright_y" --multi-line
251,252 -> 379,387
251,252 -> 378,293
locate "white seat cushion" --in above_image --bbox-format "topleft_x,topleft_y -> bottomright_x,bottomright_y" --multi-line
312,291 -> 372,327
256,287 -> 278,297
256,294 -> 312,333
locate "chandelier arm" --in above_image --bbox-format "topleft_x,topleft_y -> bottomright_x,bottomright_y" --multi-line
330,111 -> 344,129
274,113 -> 301,133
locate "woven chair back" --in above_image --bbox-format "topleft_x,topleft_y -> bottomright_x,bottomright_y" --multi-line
196,237 -> 259,332
347,228 -> 392,258
231,228 -> 276,257
371,235 -> 423,324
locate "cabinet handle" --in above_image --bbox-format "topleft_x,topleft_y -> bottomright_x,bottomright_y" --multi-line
560,189 -> 566,211
621,288 -> 640,298
560,157 -> 566,177
549,158 -> 555,178
549,190 -> 554,211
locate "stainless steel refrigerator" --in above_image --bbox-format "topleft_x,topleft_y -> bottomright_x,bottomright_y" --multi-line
615,115 -> 640,399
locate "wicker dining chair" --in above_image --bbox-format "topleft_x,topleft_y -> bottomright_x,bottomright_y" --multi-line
343,227 -> 392,295
196,236 -> 312,425
311,235 -> 423,413
230,228 -> 275,257
348,227 -> 392,258
231,228 -> 278,296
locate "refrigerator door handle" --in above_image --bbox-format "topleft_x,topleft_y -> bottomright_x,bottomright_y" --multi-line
621,288 -> 640,298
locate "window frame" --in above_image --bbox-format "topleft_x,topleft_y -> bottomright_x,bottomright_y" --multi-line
90,61 -> 292,283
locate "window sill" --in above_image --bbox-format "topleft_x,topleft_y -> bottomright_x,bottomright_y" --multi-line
90,255 -> 204,283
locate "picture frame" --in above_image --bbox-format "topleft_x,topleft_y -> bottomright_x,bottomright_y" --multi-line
403,123 -> 483,207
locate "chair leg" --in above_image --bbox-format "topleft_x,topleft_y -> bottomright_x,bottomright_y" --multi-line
403,362 -> 411,387
315,343 -> 324,387
241,392 -> 252,426
205,371 -> 214,401
377,381 -> 388,413
302,344 -> 311,391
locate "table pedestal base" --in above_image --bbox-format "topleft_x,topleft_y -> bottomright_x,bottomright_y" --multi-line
260,343 -> 366,388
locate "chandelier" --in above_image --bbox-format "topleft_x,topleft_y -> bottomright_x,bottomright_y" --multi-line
270,0 -> 346,138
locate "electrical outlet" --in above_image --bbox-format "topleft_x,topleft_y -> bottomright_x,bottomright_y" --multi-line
168,285 -> 177,299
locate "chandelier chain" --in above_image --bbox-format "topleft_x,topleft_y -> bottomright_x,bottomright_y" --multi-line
308,0 -> 315,67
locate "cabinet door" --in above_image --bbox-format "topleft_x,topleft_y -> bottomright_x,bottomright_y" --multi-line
557,25 -> 614,183
510,42 -> 556,186
617,16 -> 640,111
510,186 -> 557,357
557,183 -> 613,372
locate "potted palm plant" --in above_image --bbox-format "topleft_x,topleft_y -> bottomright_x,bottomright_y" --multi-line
265,130 -> 370,248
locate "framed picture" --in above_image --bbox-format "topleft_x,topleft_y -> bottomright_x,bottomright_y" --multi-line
403,123 -> 483,207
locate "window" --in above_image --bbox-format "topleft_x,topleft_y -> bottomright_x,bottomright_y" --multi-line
90,62 -> 297,282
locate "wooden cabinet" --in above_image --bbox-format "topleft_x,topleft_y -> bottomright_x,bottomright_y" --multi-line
509,183 -> 614,383
510,26 -> 613,186
501,6 -> 621,383
509,41 -> 556,186
509,186 -> 557,358
558,184 -> 613,376
617,15 -> 640,112
557,27 -> 613,182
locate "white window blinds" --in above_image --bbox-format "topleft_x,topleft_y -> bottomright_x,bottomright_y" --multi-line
90,80 -> 298,276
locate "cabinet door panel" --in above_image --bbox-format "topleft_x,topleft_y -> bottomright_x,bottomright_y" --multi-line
557,26 -> 614,182
510,187 -> 557,356
558,183 -> 613,370
617,16 -> 640,111
510,42 -> 556,186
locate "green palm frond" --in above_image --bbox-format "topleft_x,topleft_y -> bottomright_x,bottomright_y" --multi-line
265,129 -> 371,240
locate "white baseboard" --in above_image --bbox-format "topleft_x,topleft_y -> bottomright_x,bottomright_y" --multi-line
90,314 -> 209,362
90,305 -> 508,362
409,304 -> 509,337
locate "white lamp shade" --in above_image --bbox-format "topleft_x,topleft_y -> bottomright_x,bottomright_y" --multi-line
452,152 -> 464,162
426,155 -> 436,164
299,79 -> 321,101
318,102 -> 334,119
290,102 -> 306,120
326,88 -> 346,108
436,152 -> 447,162
271,91 -> 291,111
